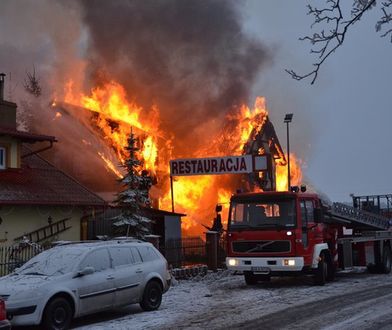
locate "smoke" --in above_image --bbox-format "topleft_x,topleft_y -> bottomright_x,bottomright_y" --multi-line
0,0 -> 84,101
78,0 -> 271,154
0,0 -> 272,218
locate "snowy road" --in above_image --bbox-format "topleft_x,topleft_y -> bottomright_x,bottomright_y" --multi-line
65,269 -> 392,330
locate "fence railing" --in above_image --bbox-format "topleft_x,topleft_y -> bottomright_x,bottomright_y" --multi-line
0,245 -> 44,276
162,236 -> 227,268
0,235 -> 227,277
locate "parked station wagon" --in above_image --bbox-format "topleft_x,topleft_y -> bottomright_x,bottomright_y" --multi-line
0,239 -> 171,330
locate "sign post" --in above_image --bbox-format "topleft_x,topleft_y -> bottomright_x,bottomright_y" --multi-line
170,175 -> 174,213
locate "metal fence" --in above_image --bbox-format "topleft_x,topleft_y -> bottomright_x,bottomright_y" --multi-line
162,236 -> 227,268
163,237 -> 206,268
0,245 -> 44,276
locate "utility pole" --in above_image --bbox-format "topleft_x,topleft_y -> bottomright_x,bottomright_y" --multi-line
284,114 -> 293,191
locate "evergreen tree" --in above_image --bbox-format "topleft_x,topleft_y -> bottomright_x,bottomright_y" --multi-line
113,130 -> 153,238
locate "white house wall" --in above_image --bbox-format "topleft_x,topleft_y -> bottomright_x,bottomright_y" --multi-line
0,205 -> 83,246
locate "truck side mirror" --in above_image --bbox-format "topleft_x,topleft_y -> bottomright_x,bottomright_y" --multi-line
215,204 -> 222,213
314,208 -> 323,223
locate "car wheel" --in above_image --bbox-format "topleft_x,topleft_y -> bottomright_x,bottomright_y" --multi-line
140,281 -> 162,311
42,297 -> 72,330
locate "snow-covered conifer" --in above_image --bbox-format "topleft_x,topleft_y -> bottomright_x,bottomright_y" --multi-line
113,131 -> 153,238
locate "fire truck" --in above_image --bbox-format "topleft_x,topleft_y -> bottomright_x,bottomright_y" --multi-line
225,188 -> 392,285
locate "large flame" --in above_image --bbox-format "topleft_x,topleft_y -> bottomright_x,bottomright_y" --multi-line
275,154 -> 303,192
63,82 -> 302,235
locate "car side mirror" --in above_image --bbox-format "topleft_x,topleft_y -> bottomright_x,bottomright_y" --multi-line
314,208 -> 323,223
75,266 -> 95,278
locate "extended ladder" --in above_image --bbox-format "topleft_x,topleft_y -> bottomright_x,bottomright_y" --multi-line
327,203 -> 391,230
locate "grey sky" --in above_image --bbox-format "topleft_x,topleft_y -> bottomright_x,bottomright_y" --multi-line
244,1 -> 392,202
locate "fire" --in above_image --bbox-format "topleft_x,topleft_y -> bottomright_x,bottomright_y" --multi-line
225,96 -> 268,153
141,135 -> 158,173
160,176 -> 216,231
275,154 -> 303,192
62,81 -> 303,235
98,152 -> 124,179
65,81 -> 160,175
81,83 -> 144,130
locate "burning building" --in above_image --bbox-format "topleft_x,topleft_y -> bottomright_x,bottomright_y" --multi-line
47,87 -> 302,236
1,1 -> 304,236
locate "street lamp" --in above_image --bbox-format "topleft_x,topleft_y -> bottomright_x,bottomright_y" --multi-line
284,113 -> 293,191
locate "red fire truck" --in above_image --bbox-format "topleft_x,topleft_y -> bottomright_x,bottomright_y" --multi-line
225,189 -> 392,285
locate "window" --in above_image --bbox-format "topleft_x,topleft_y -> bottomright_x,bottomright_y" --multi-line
0,147 -> 5,169
79,248 -> 111,272
300,201 -> 307,224
229,199 -> 296,228
300,200 -> 315,225
231,203 -> 244,224
305,201 -> 314,222
130,247 -> 142,264
109,247 -> 134,267
137,246 -> 160,262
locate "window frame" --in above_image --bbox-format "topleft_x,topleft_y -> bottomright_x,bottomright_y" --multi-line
78,247 -> 112,272
0,146 -> 6,170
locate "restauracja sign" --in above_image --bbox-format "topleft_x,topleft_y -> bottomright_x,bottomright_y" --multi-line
170,155 -> 267,177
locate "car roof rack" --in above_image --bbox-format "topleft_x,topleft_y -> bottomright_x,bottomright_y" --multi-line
52,237 -> 145,246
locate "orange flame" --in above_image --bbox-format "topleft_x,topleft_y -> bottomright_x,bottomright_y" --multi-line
63,81 -> 303,235
98,152 -> 124,179
275,154 -> 303,191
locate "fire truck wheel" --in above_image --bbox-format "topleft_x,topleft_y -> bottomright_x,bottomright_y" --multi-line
244,272 -> 258,285
325,253 -> 335,281
381,247 -> 392,274
314,254 -> 327,286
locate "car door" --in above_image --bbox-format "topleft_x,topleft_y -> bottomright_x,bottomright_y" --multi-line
109,246 -> 143,307
75,247 -> 116,316
299,199 -> 318,265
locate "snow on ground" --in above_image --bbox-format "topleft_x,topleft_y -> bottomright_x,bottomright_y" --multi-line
72,269 -> 392,330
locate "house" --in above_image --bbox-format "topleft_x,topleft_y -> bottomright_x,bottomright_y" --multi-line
243,115 -> 287,191
0,73 -> 106,246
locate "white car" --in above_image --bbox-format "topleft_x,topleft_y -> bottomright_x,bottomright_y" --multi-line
0,239 -> 171,330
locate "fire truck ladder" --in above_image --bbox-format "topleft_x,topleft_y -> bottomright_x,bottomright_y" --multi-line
327,203 -> 391,230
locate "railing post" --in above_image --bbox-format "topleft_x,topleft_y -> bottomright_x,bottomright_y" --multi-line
206,231 -> 218,271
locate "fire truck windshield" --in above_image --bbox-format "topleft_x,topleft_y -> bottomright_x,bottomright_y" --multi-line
229,199 -> 296,230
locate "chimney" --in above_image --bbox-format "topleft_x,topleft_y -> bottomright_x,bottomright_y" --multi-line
0,73 -> 17,130
0,73 -> 5,101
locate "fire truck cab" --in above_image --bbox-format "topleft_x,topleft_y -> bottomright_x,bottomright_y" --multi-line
225,190 -> 337,285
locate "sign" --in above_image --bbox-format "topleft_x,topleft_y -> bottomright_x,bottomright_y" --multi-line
170,155 -> 268,177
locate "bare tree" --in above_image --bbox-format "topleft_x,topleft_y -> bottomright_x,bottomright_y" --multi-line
24,66 -> 42,97
287,0 -> 392,84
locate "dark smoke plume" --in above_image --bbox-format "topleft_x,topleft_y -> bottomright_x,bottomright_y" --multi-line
79,0 -> 270,154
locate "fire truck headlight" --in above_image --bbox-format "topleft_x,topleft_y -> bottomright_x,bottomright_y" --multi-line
227,258 -> 238,267
283,259 -> 296,266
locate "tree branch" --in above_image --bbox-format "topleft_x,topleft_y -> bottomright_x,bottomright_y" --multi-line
287,0 -> 380,84
23,66 -> 42,97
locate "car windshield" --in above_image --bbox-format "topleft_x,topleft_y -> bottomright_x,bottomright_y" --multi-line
15,247 -> 86,276
229,199 -> 296,229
